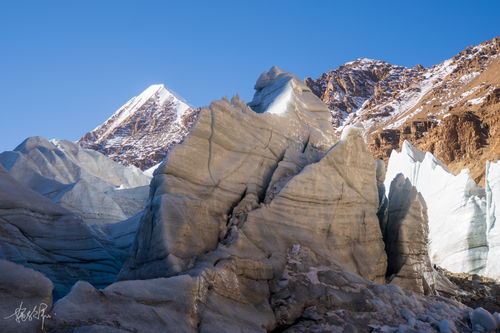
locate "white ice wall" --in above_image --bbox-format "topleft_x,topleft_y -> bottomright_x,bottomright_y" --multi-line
485,161 -> 500,280
385,141 -> 488,275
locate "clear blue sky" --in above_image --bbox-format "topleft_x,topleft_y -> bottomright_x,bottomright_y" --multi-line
0,0 -> 498,152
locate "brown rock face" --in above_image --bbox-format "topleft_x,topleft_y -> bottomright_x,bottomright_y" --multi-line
305,58 -> 425,127
418,113 -> 488,164
370,92 -> 499,184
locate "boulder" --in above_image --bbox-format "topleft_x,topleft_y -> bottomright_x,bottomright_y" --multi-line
470,307 -> 498,331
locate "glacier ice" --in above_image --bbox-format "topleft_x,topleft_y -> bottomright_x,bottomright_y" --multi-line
385,141 -> 488,274
485,161 -> 500,279
249,66 -> 295,115
0,136 -> 151,223
0,165 -> 125,298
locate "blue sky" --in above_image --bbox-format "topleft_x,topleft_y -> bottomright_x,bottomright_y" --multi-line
0,0 -> 498,152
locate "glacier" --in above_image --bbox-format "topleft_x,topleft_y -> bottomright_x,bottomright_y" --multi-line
385,140 -> 489,274
485,161 -> 500,280
0,164 -> 129,299
0,136 -> 151,223
1,65 -> 499,331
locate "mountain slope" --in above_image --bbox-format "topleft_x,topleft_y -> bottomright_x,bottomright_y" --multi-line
306,37 -> 500,184
79,84 -> 199,170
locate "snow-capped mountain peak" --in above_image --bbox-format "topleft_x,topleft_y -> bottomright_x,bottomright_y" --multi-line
79,84 -> 199,170
96,84 -> 190,135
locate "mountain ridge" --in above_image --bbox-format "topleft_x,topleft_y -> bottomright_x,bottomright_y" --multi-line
306,37 -> 500,184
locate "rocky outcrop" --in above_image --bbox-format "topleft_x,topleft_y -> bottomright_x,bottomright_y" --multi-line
305,58 -> 425,127
0,166 -> 127,298
437,267 -> 500,314
373,107 -> 498,185
0,136 -> 150,223
270,246 -> 472,332
79,84 -> 200,170
385,141 -> 490,276
374,39 -> 499,185
0,260 -> 53,333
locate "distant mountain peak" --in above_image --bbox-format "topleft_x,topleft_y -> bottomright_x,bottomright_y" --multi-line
79,84 -> 199,170
95,84 -> 190,133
